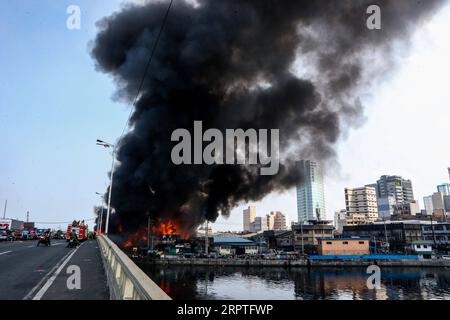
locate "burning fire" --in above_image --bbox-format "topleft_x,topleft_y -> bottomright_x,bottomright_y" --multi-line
122,219 -> 190,249
151,220 -> 176,236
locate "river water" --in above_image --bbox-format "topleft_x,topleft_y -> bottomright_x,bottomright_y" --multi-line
140,264 -> 450,300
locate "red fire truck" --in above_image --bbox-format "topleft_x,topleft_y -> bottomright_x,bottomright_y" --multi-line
66,223 -> 88,241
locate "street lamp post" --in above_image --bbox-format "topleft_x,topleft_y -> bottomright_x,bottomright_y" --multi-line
97,139 -> 115,235
95,192 -> 104,235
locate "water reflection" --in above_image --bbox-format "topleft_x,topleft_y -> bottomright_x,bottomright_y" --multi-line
138,264 -> 450,300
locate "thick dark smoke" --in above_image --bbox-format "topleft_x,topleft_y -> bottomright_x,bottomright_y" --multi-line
91,0 -> 447,235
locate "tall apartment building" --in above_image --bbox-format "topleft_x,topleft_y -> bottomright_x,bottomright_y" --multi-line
243,206 -> 256,232
376,175 -> 414,205
345,186 -> 379,222
296,160 -> 326,223
267,211 -> 287,231
424,195 -> 434,215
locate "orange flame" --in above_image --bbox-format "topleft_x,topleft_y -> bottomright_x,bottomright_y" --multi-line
122,219 -> 190,248
152,220 -> 176,236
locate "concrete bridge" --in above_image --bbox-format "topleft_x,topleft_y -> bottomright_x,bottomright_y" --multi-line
0,235 -> 170,300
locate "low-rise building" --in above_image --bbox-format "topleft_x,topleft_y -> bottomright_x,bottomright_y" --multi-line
292,220 -> 334,253
318,237 -> 370,256
411,241 -> 434,259
211,236 -> 258,256
342,220 -> 425,252
422,223 -> 450,245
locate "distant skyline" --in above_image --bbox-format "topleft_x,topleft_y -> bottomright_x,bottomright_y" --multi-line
1,1 -> 450,231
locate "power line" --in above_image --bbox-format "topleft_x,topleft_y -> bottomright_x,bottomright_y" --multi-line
119,0 -> 174,140
34,217 -> 96,224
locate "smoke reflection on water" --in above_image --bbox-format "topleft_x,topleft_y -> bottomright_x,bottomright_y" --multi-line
138,265 -> 450,300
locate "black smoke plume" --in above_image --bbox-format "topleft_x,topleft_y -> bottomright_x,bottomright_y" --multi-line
91,0 -> 447,235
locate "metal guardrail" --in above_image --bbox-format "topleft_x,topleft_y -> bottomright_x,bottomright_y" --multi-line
97,235 -> 171,300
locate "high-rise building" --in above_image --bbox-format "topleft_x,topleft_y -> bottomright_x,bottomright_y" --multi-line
243,206 -> 256,232
266,211 -> 288,231
437,183 -> 450,196
376,175 -> 414,205
273,211 -> 287,231
423,195 -> 434,215
432,192 -> 445,211
296,160 -> 326,223
444,195 -> 450,213
249,216 -> 268,233
392,200 -> 421,217
377,195 -> 396,220
345,186 -> 379,222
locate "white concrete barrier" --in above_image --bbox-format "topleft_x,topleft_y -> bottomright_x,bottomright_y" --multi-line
97,235 -> 171,300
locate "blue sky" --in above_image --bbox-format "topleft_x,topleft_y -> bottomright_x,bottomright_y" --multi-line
1,1 -> 450,231
0,1 -> 129,228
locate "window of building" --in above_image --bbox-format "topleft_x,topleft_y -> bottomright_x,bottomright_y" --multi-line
343,241 -> 349,245
358,241 -> 365,244
326,242 -> 332,245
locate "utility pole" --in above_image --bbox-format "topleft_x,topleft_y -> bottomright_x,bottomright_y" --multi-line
3,200 -> 7,219
300,216 -> 305,255
383,218 -> 389,252
205,220 -> 209,256
430,216 -> 437,246
26,211 -> 29,223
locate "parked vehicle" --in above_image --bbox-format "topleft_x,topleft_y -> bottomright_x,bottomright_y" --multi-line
0,229 -> 9,241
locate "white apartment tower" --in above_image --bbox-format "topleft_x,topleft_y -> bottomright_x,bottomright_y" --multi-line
345,186 -> 379,222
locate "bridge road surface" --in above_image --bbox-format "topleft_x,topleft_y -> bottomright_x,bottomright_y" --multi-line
0,239 -> 109,300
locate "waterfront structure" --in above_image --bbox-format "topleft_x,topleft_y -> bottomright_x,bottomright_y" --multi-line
411,241 -> 434,259
211,236 -> 258,256
345,186 -> 379,222
377,195 -> 396,220
296,160 -> 326,222
422,223 -> 450,245
342,220 -> 425,251
243,206 -> 256,232
424,195 -> 434,215
274,231 -> 294,249
318,237 -> 370,256
291,220 -> 334,251
375,175 -> 414,205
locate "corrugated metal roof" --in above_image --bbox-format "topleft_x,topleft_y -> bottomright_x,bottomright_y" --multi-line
212,236 -> 255,244
319,237 -> 370,241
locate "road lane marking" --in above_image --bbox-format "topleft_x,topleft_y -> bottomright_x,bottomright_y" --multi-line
0,251 -> 12,256
22,244 -> 83,300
